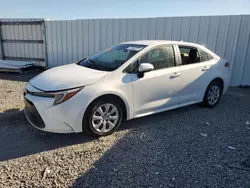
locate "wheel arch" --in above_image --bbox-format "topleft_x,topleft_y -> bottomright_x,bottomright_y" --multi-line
204,77 -> 224,97
83,93 -> 130,122
210,77 -> 224,93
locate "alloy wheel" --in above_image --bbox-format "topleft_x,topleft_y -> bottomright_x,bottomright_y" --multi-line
91,103 -> 119,133
207,85 -> 220,106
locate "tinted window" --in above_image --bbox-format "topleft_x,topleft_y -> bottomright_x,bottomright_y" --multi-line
140,45 -> 175,70
199,50 -> 213,62
178,46 -> 200,65
78,44 -> 146,71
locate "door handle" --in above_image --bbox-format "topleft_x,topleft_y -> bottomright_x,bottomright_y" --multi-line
202,66 -> 210,71
173,72 -> 180,76
171,72 -> 180,78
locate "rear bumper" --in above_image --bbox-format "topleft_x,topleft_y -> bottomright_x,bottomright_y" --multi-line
222,74 -> 231,95
223,84 -> 229,95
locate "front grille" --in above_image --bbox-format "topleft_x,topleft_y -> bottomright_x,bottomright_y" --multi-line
24,88 -> 54,98
23,89 -> 27,96
24,89 -> 36,96
24,98 -> 45,128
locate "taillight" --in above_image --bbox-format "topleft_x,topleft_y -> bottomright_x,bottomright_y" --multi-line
225,62 -> 230,67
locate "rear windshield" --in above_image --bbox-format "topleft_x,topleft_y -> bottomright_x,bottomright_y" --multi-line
78,44 -> 146,71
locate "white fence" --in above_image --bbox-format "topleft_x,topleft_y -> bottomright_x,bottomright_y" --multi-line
1,15 -> 250,86
0,18 -> 46,65
45,15 -> 250,86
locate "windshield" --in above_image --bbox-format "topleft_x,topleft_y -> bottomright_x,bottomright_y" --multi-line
78,44 -> 146,71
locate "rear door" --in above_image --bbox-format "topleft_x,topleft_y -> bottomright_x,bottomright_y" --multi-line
176,45 -> 216,104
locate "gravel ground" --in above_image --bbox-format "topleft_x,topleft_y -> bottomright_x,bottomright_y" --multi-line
0,72 -> 250,188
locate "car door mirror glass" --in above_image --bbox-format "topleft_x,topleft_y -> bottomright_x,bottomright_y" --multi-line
138,63 -> 154,73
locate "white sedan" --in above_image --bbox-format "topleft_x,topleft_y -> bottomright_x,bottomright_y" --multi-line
24,40 -> 231,136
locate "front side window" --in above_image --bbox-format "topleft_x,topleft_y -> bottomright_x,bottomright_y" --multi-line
140,45 -> 175,70
178,46 -> 200,65
78,44 -> 146,71
199,49 -> 214,62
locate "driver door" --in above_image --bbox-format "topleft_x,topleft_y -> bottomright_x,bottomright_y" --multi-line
131,45 -> 182,117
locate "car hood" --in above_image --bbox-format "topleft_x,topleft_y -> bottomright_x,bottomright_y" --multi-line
30,64 -> 109,91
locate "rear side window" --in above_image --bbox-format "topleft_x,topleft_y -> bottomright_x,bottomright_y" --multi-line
178,46 -> 200,65
140,45 -> 175,70
199,49 -> 213,62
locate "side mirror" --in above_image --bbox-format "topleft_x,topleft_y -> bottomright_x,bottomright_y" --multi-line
138,63 -> 154,73
137,63 -> 154,78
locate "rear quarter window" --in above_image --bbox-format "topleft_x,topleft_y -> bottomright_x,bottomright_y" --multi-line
199,49 -> 214,62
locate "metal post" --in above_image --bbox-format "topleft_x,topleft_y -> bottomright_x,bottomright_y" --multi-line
0,22 -> 4,59
42,20 -> 48,68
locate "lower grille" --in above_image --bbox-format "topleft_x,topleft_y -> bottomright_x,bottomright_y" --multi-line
24,98 -> 45,128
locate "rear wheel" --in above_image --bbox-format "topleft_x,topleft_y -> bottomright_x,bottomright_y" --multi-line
83,98 -> 123,137
203,81 -> 222,108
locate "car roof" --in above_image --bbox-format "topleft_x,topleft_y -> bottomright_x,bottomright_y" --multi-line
121,40 -> 219,58
121,40 -> 203,47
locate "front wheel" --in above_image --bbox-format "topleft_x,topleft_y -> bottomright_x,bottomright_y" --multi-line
202,81 -> 222,108
83,99 -> 123,137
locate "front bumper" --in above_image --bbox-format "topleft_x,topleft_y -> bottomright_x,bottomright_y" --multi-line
24,98 -> 45,129
23,82 -> 83,133
23,82 -> 100,134
24,95 -> 75,133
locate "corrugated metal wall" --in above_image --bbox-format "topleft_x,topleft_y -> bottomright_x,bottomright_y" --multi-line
45,15 -> 249,86
0,18 -> 46,65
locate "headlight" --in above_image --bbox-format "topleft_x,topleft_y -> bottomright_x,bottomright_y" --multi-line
26,87 -> 83,105
53,88 -> 83,105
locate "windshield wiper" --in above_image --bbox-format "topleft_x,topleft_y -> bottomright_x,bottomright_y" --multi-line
76,58 -> 86,65
88,58 -> 102,70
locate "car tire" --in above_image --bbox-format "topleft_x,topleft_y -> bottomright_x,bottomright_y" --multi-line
202,81 -> 222,108
83,98 -> 123,137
